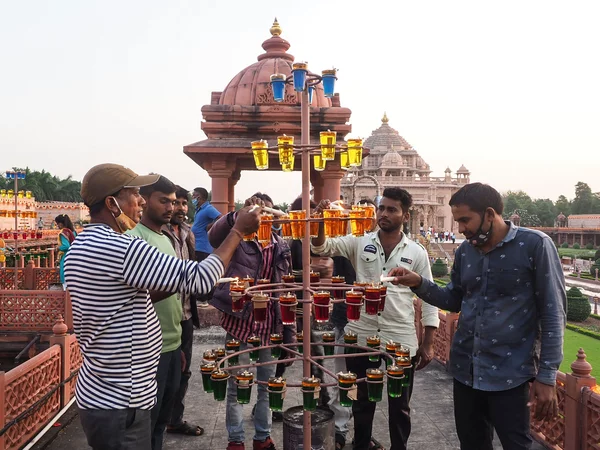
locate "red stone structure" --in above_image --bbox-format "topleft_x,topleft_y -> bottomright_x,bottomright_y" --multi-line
184,20 -> 353,213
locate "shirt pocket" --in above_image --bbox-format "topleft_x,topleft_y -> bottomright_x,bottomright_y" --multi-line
359,251 -> 379,280
490,267 -> 532,297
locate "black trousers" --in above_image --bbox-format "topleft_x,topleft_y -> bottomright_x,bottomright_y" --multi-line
151,348 -> 182,450
345,355 -> 414,450
79,408 -> 151,450
170,319 -> 193,427
453,379 -> 532,450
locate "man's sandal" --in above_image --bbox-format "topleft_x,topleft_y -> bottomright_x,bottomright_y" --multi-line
166,421 -> 204,436
368,438 -> 385,450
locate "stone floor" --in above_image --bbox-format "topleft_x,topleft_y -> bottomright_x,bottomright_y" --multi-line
37,328 -> 546,450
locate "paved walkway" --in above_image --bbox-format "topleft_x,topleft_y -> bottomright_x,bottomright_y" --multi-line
36,329 -> 545,450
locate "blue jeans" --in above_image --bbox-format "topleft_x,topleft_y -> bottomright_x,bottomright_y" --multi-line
226,334 -> 276,443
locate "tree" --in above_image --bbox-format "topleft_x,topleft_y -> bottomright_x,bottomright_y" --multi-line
572,182 -> 595,214
531,199 -> 557,226
503,191 -> 534,216
510,209 -> 541,227
555,195 -> 571,218
2,167 -> 82,202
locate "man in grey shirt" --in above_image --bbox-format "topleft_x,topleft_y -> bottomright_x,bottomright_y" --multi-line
388,182 -> 565,450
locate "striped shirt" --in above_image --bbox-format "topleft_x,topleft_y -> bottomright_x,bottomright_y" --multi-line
220,237 -> 276,345
64,224 -> 224,410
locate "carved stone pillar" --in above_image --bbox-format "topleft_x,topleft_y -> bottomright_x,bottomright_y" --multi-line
319,161 -> 345,204
228,169 -> 241,212
206,158 -> 234,214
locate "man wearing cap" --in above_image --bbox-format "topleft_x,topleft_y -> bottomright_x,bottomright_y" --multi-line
64,163 -> 260,450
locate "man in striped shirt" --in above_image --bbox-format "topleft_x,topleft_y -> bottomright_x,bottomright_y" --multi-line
208,193 -> 292,450
64,163 -> 260,450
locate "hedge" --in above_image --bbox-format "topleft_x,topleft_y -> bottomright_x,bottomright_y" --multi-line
592,313 -> 600,321
567,287 -> 591,322
431,259 -> 448,278
566,323 -> 600,341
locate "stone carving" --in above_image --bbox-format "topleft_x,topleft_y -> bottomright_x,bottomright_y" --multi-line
256,83 -> 297,105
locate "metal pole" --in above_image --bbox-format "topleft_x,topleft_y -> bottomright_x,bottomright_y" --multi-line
300,88 -> 312,450
14,175 -> 18,289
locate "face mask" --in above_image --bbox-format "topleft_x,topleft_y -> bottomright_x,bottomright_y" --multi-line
192,198 -> 199,207
108,196 -> 138,232
468,214 -> 493,247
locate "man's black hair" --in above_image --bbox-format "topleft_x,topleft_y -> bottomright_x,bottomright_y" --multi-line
382,187 -> 413,213
449,182 -> 504,215
193,187 -> 209,201
140,175 -> 176,197
252,192 -> 274,205
358,198 -> 376,207
290,196 -> 317,211
174,185 -> 189,200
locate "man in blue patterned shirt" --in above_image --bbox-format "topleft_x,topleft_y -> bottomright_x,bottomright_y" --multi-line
388,182 -> 566,450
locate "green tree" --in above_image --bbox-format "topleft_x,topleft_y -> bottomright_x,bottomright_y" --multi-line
572,182 -> 595,214
503,191 -> 534,216
555,195 -> 571,217
531,199 -> 557,226
2,167 -> 82,202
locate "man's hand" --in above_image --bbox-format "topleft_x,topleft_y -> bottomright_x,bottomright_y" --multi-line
313,199 -> 331,214
181,350 -> 187,372
233,205 -> 261,236
529,380 -> 558,422
414,342 -> 434,370
387,267 -> 423,288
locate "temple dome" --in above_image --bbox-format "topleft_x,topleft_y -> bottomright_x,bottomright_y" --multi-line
380,151 -> 402,168
218,19 -> 332,107
364,113 -> 413,151
456,164 -> 470,174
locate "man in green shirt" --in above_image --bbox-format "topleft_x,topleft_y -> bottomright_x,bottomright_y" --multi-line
126,175 -> 182,450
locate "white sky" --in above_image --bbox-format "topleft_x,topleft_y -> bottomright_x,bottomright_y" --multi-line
1,0 -> 599,205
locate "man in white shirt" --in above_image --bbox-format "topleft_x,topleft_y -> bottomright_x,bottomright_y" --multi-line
311,187 -> 439,450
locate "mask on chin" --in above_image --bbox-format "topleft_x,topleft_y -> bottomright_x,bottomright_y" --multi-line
468,214 -> 493,247
108,196 -> 138,232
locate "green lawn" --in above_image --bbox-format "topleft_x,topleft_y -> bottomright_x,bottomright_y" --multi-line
560,328 -> 600,377
558,248 -> 597,260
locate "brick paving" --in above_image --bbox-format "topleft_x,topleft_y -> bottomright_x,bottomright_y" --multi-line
37,329 -> 545,450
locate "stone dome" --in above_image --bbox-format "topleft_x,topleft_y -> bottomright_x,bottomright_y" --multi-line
364,113 -> 413,152
510,212 -> 521,221
557,212 -> 566,221
218,19 -> 332,107
456,164 -> 470,174
380,151 -> 402,168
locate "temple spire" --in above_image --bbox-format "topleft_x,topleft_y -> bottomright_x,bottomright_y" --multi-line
382,112 -> 389,124
270,18 -> 282,37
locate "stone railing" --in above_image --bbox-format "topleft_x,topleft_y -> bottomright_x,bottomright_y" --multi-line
414,299 -> 600,449
0,318 -> 80,450
0,290 -> 73,332
0,261 -> 59,290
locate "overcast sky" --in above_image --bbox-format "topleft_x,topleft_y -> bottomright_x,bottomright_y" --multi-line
1,0 -> 599,205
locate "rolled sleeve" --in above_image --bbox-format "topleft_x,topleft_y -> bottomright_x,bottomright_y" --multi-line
413,247 -> 439,329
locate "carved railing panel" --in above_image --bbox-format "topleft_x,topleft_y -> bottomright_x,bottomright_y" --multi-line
3,346 -> 61,449
0,268 -> 24,290
586,388 -> 600,449
433,312 -> 449,365
33,268 -> 61,290
67,335 -> 82,400
530,372 -> 566,449
0,290 -> 67,331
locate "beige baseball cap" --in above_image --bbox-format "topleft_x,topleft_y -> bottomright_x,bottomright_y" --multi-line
81,163 -> 160,207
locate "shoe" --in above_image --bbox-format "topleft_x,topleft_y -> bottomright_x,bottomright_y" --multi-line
227,442 -> 245,450
272,411 -> 283,422
253,437 -> 276,450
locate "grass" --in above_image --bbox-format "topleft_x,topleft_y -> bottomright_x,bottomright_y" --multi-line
558,248 -> 597,260
561,328 -> 600,377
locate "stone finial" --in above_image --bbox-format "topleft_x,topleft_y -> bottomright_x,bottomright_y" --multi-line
571,348 -> 593,377
53,314 -> 68,336
382,112 -> 389,124
270,18 -> 282,37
